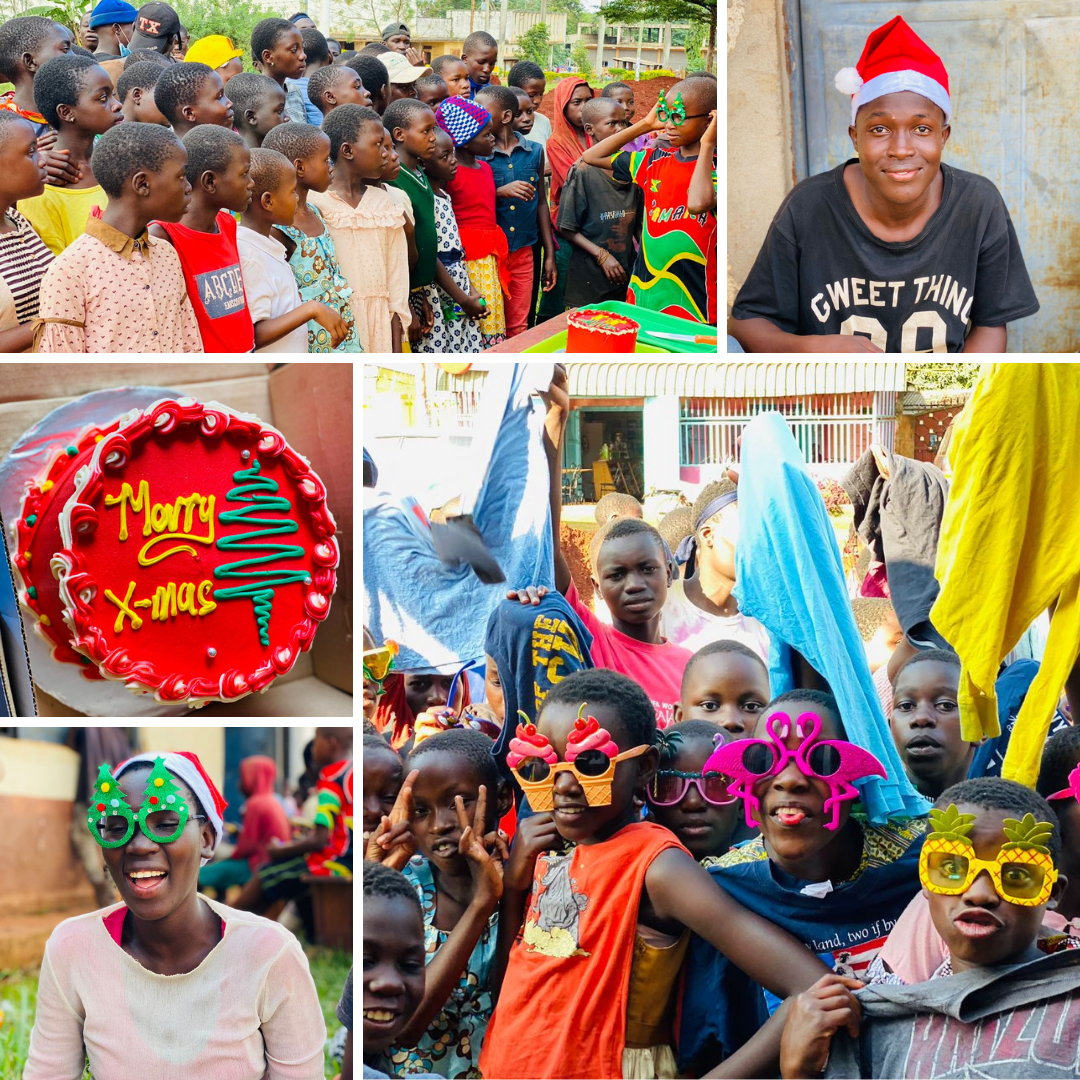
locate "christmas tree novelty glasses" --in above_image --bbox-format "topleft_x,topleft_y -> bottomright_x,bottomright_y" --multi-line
656,90 -> 710,128
87,759 -> 206,848
920,805 -> 1059,907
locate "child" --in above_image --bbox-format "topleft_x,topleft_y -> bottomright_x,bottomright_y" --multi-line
647,718 -> 741,861
227,72 -> 286,150
582,76 -> 717,325
381,729 -> 510,1077
18,54 -> 121,255
237,146 -> 348,352
379,50 -> 428,104
481,668 -> 831,1080
510,86 -> 534,137
251,17 -> 309,125
507,60 -> 551,149
262,120 -> 360,351
1039,726 -> 1080,927
362,732 -> 404,851
153,61 -> 234,137
148,125 -> 254,352
890,649 -> 975,800
35,121 -> 201,351
292,27 -> 330,124
680,689 -> 927,1075
414,73 -> 448,111
307,63 -> 370,118
729,17 -> 1036,352
413,126 -> 483,353
346,54 -> 389,114
602,81 -> 651,151
116,59 -> 168,124
853,597 -> 904,675
182,33 -> 244,89
430,53 -> 470,100
460,30 -> 496,101
781,780 -> 1078,1079
676,639 -> 771,738
88,0 -> 135,61
475,83 -> 555,337
308,103 -> 409,352
0,15 -> 71,140
436,95 -> 507,347
594,491 -> 643,524
557,96 -> 640,310
0,112 -> 54,353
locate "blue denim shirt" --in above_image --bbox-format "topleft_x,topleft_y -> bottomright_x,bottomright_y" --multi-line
483,133 -> 543,252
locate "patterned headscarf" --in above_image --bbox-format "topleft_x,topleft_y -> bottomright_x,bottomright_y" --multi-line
435,95 -> 491,147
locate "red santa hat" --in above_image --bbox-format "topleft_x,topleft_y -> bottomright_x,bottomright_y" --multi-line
835,16 -> 951,127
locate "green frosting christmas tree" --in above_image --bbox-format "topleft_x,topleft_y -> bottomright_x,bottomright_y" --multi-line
138,756 -> 189,841
87,762 -> 134,847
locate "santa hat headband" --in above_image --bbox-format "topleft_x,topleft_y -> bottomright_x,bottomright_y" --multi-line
835,16 -> 951,127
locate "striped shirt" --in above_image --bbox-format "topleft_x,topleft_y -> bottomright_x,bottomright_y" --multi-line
0,208 -> 54,328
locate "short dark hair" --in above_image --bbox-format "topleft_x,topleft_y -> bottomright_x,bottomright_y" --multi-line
462,30 -> 497,54
657,506 -> 693,549
125,47 -> 171,69
182,124 -> 245,185
247,146 -> 294,197
0,16 -> 63,82
769,689 -> 843,734
476,83 -> 518,117
602,81 -> 632,96
542,668 -> 657,749
91,120 -> 182,198
363,859 -> 422,914
0,109 -> 37,148
895,648 -> 961,680
408,728 -> 501,792
851,597 -> 897,643
251,17 -> 296,64
359,41 -> 390,56
262,120 -> 328,163
289,11 -> 310,21
321,102 -> 380,161
682,639 -> 768,695
33,54 -> 103,129
582,97 -> 620,127
116,60 -> 163,104
301,27 -> 329,66
363,731 -> 403,761
658,718 -> 724,764
414,73 -> 446,95
70,44 -> 95,58
1037,726 -> 1080,800
382,97 -> 433,139
692,478 -> 737,531
686,69 -> 718,81
307,63 -> 347,105
227,72 -> 280,117
594,491 -> 643,525
593,517 -> 666,570
347,54 -> 388,99
507,59 -> 544,87
153,60 -> 214,126
937,777 -> 1062,865
431,54 -> 465,76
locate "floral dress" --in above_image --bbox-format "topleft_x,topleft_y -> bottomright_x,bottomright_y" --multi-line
388,855 -> 498,1078
276,203 -> 360,352
414,191 -> 483,355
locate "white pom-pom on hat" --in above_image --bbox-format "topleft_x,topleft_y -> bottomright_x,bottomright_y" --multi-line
834,67 -> 864,95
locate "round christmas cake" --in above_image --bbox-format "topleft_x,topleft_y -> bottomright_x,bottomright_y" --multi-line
566,309 -> 639,353
41,396 -> 338,707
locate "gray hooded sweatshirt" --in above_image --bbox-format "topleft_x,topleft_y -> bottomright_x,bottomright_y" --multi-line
823,949 -> 1080,1078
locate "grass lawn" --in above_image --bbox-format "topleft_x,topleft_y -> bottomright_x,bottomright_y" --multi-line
0,941 -> 351,1080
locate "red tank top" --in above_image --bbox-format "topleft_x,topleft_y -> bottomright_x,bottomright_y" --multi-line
157,210 -> 254,352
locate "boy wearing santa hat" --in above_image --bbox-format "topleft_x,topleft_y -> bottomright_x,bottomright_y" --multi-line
729,16 -> 1039,354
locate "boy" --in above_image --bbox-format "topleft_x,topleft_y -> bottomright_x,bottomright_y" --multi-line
238,145 -> 348,352
291,27 -> 331,124
127,1 -> 184,58
602,80 -> 652,151
379,50 -> 427,103
18,54 -> 121,255
183,34 -> 244,89
149,125 -> 254,352
346,53 -> 389,114
582,74 -> 717,324
594,490 -> 642,525
557,96 -> 639,311
853,597 -> 904,675
431,53 -> 470,100
507,60 -> 551,149
251,17 -> 308,125
228,72 -> 286,150
460,30 -> 496,100
675,638 -> 771,738
781,779 -> 1078,1079
729,17 -> 1037,353
115,59 -> 168,124
475,82 -> 555,337
153,61 -> 234,137
88,0 -> 137,60
307,63 -> 370,117
0,15 -> 72,140
35,121 -> 200,351
414,73 -> 448,111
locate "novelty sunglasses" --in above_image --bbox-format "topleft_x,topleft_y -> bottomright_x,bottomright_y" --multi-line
648,769 -> 737,807
363,640 -> 399,685
87,760 -> 206,848
919,841 -> 1058,907
656,90 -> 710,127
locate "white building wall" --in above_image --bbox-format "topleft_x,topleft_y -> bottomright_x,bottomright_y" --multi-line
642,395 -> 682,492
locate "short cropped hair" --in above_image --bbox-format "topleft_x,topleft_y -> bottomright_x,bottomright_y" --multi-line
116,60 -> 163,104
382,96 -> 432,138
91,121 -> 182,198
247,146 -> 294,197
153,60 -> 214,125
768,689 -> 843,733
657,506 -> 693,550
851,597 -> 897,643
592,517 -> 666,572
321,102 -> 380,161
33,54 -> 103,129
657,718 -> 724,764
581,96 -> 620,127
125,47 -> 171,69
431,54 -> 466,76
462,30 -> 497,53
895,648 -> 961,680
363,859 -> 422,913
594,491 -> 643,525
227,72 -> 279,117
262,120 -> 327,163
693,478 -> 737,531
0,109 -> 37,147
1037,726 -> 1080,801
407,728 -> 500,792
476,83 -> 518,117
307,63 -> 347,105
507,59 -> 544,87
301,27 -> 329,66
601,81 -> 632,96
414,73 -> 446,96
359,41 -> 390,56
347,54 -> 388,99
0,16 -> 62,82
182,123 -> 245,184
251,18 -> 296,64
542,668 -> 657,749
682,639 -> 768,695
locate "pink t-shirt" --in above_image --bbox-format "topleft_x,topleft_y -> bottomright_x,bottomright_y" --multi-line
566,580 -> 693,729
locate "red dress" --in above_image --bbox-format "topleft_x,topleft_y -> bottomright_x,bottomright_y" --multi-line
157,210 -> 254,352
446,161 -> 510,296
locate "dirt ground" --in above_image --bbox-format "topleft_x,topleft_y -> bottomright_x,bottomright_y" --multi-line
561,522 -> 596,608
536,75 -> 682,124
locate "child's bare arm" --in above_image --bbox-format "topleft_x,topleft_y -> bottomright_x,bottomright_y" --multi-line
391,312 -> 403,352
963,324 -> 1007,352
540,363 -> 572,594
536,151 -> 557,292
704,999 -> 791,1079
562,228 -> 627,285
434,261 -> 484,319
581,105 -> 664,168
728,316 -> 885,354
403,214 -> 418,273
253,300 -> 347,349
688,112 -> 717,216
0,322 -> 37,352
779,975 -> 863,1079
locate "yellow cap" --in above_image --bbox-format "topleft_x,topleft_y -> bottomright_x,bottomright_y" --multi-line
185,35 -> 243,71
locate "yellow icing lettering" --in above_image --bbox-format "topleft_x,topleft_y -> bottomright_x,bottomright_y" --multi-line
103,579 -> 216,632
178,581 -> 196,615
104,481 -> 215,566
152,582 -> 177,621
197,579 -> 217,615
150,503 -> 170,532
104,580 -> 143,633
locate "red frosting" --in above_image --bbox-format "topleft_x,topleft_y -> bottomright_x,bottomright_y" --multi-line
564,714 -> 620,762
52,397 -> 338,707
506,722 -> 558,770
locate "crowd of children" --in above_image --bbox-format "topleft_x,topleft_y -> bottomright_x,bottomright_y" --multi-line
364,364 -> 1080,1079
0,3 -> 716,352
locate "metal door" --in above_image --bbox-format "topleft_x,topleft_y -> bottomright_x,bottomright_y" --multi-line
791,0 -> 1080,352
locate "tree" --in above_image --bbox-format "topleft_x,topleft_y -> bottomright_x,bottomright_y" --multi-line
906,363 -> 984,391
597,0 -> 716,72
171,0 -> 286,68
684,21 -> 705,71
519,22 -> 550,67
570,41 -> 592,76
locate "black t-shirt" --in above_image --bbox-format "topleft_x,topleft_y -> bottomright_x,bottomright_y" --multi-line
557,160 -> 641,309
731,160 -> 1039,352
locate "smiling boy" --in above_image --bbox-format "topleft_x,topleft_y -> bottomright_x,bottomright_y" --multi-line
729,17 -> 1038,353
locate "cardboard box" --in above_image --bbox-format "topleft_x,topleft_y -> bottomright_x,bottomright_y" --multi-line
0,362 -> 353,718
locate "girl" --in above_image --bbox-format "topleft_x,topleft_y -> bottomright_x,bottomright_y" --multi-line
363,733 -> 404,852
262,120 -> 360,352
375,667 -> 470,752
24,751 -> 326,1079
416,126 -> 483,354
482,669 -> 830,1080
309,104 -> 410,353
436,95 -> 507,348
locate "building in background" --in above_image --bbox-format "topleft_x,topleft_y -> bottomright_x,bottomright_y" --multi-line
570,18 -> 694,73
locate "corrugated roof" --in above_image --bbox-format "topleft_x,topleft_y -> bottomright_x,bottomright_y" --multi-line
564,363 -> 908,397
901,389 -> 972,413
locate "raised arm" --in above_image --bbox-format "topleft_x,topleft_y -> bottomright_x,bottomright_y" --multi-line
581,105 -> 664,168
540,364 -> 572,594
687,112 -> 718,216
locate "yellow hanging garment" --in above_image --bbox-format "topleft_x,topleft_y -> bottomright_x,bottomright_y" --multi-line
930,363 -> 1080,788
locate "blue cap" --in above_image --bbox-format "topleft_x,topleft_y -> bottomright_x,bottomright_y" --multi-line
89,0 -> 139,28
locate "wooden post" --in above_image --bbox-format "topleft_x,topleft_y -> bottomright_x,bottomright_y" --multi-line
470,0 -> 475,36
498,0 -> 509,72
